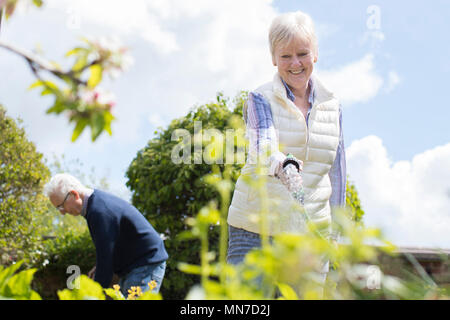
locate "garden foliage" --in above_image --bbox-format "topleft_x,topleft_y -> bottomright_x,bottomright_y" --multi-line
0,261 -> 41,300
125,92 -> 366,299
0,105 -> 50,266
126,92 -> 246,299
3,91 -> 444,300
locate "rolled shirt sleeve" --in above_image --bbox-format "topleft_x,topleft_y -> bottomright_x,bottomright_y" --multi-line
328,106 -> 347,240
245,91 -> 286,175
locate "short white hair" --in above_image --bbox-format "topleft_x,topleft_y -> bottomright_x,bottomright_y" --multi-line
43,173 -> 86,198
269,11 -> 318,59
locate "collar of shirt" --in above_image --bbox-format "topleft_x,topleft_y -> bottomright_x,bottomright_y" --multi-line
281,77 -> 315,106
81,189 -> 94,217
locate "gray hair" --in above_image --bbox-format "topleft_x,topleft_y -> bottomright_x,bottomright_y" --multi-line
269,11 -> 318,60
43,173 -> 86,198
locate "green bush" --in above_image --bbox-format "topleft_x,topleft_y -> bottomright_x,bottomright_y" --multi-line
346,178 -> 365,223
0,106 -> 446,299
32,231 -> 96,299
0,105 -> 51,267
126,92 -> 246,299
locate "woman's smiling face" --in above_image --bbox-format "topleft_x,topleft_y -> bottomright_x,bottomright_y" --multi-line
272,35 -> 317,94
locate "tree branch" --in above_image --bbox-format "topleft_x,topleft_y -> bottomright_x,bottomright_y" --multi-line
0,39 -> 99,87
0,9 -> 3,35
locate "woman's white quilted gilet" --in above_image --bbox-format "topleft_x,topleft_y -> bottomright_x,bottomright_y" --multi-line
227,73 -> 340,236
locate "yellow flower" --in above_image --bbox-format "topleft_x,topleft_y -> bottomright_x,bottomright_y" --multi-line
113,284 -> 120,292
148,280 -> 157,291
127,286 -> 143,300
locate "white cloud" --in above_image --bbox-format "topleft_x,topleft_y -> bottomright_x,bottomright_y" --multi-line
347,135 -> 450,248
46,0 -> 179,54
361,29 -> 385,47
3,1 -> 416,221
385,71 -> 401,93
316,54 -> 384,106
5,1 -> 398,154
0,0 -> 279,200
2,0 -> 277,140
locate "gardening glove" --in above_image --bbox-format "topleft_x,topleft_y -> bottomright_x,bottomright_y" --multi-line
275,154 -> 304,202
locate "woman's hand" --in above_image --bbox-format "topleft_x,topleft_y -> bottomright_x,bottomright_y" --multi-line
275,155 -> 303,193
280,165 -> 303,192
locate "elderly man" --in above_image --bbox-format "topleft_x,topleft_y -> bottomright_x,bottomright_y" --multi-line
44,173 -> 168,297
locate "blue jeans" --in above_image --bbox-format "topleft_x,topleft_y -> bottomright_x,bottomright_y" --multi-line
227,225 -> 267,265
227,225 -> 329,289
118,260 -> 166,297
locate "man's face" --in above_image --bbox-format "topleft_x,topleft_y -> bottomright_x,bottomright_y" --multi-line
49,190 -> 82,216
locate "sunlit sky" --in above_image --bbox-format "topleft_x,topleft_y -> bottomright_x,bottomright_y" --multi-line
1,0 -> 449,248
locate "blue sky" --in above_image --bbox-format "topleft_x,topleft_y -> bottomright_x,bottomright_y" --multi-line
277,0 -> 450,160
1,0 -> 449,248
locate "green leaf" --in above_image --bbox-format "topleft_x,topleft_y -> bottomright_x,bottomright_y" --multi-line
32,0 -> 43,7
57,275 -> 105,300
0,261 -> 24,291
46,101 -> 66,115
178,262 -> 202,275
276,282 -> 299,300
72,53 -> 88,73
65,47 -> 88,57
90,112 -> 105,141
40,88 -> 54,96
0,262 -> 41,300
4,269 -> 40,300
71,119 -> 88,142
87,64 -> 103,88
103,112 -> 115,136
28,80 -> 58,91
28,81 -> 44,90
137,291 -> 162,300
104,288 -> 125,300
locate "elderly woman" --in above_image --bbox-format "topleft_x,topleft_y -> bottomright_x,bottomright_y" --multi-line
226,11 -> 346,284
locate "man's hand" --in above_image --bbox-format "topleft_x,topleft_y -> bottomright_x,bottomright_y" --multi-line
88,266 -> 96,279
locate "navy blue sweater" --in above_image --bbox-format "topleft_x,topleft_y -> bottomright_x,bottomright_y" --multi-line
84,189 -> 168,288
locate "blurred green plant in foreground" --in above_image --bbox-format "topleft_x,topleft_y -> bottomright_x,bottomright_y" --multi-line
3,90 -> 449,300
2,161 -> 447,300
177,162 -> 449,300
0,261 -> 41,300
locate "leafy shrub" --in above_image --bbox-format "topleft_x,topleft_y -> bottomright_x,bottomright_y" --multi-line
1,137 -> 448,300
126,92 -> 246,299
346,178 -> 365,223
0,261 -> 41,300
13,164 -> 447,301
0,105 -> 51,267
33,231 -> 96,300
